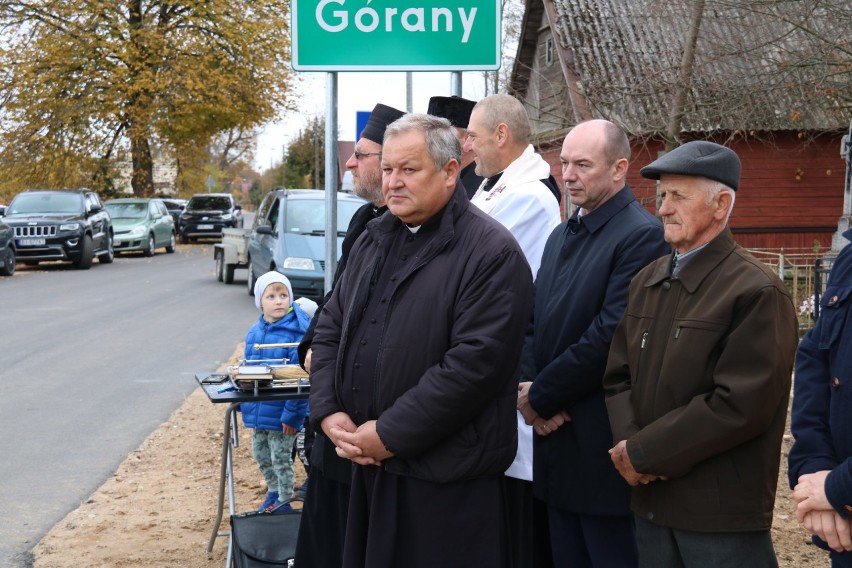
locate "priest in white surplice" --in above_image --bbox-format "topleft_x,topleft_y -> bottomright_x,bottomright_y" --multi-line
463,93 -> 562,568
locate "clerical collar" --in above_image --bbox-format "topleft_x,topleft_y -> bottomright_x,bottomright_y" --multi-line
406,224 -> 421,233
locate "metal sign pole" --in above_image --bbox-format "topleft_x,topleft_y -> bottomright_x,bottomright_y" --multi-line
450,72 -> 462,96
406,72 -> 413,112
324,72 -> 339,295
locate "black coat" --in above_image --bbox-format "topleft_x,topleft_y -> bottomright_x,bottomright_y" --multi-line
460,162 -> 484,199
297,201 -> 386,482
297,202 -> 386,366
522,186 -> 669,515
311,181 -> 534,483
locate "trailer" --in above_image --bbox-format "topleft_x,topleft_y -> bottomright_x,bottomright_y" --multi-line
214,228 -> 250,284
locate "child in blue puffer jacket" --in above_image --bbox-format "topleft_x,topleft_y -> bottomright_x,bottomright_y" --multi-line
240,271 -> 311,512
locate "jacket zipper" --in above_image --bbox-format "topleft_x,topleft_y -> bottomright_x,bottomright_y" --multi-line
636,330 -> 649,384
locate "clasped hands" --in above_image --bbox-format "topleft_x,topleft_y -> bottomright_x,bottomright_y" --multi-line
608,440 -> 665,486
517,381 -> 571,437
517,382 -> 662,486
321,412 -> 394,466
793,470 -> 852,553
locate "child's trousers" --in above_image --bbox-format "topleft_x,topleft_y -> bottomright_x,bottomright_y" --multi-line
252,428 -> 298,498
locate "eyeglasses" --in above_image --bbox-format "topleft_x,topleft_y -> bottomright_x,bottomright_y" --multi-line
353,149 -> 381,160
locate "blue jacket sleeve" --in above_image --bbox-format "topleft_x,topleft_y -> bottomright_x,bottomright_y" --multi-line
788,325 -> 837,487
790,241 -> 852,515
280,398 -> 309,429
826,460 -> 852,519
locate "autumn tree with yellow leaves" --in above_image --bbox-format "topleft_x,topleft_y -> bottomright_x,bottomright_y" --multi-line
0,0 -> 295,198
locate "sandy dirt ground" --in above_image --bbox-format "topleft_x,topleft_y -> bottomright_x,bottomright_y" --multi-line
32,347 -> 829,567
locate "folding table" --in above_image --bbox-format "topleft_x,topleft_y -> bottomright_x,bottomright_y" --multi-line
196,371 -> 309,567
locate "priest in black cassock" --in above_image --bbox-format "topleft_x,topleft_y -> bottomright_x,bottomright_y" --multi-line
309,113 -> 534,568
294,102 -> 405,568
426,94 -> 484,197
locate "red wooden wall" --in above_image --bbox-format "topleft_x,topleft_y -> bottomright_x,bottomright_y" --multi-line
539,132 -> 846,252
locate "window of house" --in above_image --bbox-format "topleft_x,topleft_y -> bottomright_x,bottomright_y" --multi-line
545,37 -> 554,66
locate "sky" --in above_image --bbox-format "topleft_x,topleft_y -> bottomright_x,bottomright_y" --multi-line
253,70 -> 493,171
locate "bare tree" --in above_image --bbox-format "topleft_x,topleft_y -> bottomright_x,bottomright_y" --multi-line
482,0 -> 526,95
666,0 -> 706,150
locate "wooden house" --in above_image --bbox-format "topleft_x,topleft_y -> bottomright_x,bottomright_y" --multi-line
510,0 -> 851,252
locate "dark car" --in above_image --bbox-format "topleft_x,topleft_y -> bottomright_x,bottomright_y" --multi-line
159,197 -> 187,230
179,193 -> 243,243
0,220 -> 15,276
3,189 -> 114,269
246,189 -> 366,302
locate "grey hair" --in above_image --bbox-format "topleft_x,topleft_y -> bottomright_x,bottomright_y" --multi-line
384,113 -> 461,170
703,180 -> 737,225
471,94 -> 532,144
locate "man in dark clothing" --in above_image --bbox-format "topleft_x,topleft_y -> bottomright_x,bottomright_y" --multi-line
426,94 -> 484,197
294,103 -> 405,568
790,229 -> 852,565
518,119 -> 669,567
604,141 -> 797,567
310,113 -> 534,568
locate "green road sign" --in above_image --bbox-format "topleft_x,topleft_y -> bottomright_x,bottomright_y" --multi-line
292,0 -> 502,71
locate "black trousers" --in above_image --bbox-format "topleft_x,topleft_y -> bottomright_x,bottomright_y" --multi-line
504,476 -> 554,568
293,436 -> 352,568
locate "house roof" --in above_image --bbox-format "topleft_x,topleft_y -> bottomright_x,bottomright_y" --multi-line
512,0 -> 851,136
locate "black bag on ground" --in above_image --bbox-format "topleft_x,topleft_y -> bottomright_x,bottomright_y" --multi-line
230,499 -> 302,568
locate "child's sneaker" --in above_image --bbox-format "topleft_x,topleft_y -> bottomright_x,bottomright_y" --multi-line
258,491 -> 279,512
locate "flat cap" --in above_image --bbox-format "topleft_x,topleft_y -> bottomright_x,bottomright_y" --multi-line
361,103 -> 405,145
427,95 -> 477,129
640,140 -> 741,190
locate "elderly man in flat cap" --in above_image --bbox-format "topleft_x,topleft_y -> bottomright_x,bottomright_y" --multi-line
603,141 -> 798,567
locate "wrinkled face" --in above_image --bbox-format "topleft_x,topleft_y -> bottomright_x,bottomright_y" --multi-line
559,124 -> 623,213
658,174 -> 728,253
454,127 -> 475,170
381,130 -> 457,226
260,282 -> 291,321
345,137 -> 384,205
462,108 -> 500,178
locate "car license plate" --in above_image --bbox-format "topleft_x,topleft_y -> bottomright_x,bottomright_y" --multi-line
19,238 -> 46,246
197,224 -> 214,230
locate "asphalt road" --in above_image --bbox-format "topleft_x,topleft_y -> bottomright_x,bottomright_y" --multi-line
0,241 -> 259,566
